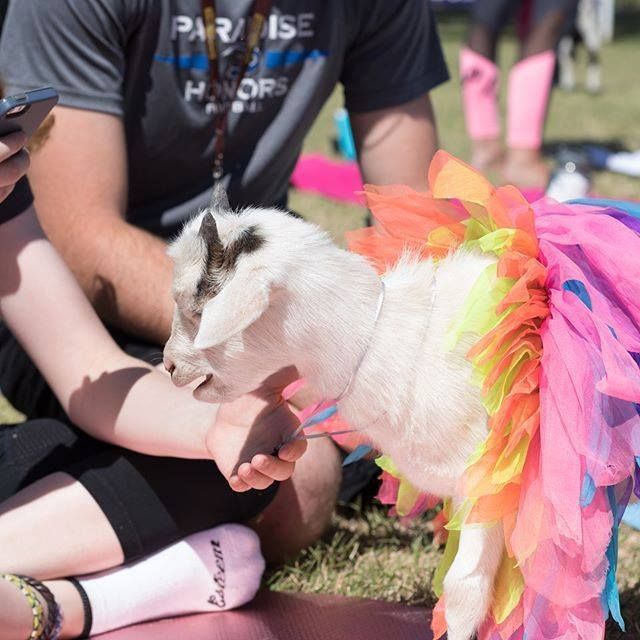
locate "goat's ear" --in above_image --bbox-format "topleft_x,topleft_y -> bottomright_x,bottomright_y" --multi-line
210,183 -> 231,212
199,211 -> 223,251
193,268 -> 270,350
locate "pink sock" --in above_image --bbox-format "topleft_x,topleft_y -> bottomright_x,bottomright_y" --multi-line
79,524 -> 265,635
460,47 -> 501,140
507,50 -> 556,149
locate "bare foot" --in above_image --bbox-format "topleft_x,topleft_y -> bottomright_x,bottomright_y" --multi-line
502,148 -> 550,189
470,138 -> 505,172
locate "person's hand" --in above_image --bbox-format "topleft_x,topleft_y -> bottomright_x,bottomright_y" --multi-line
0,131 -> 29,202
205,367 -> 308,492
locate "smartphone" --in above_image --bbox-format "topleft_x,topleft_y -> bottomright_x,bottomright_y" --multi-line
0,87 -> 59,139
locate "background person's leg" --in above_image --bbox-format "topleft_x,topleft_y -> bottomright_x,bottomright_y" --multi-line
462,0 -> 517,170
503,0 -> 580,188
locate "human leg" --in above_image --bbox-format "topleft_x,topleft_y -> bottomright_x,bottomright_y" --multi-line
254,436 -> 342,563
0,418 -> 279,574
0,575 -> 83,640
0,440 -> 339,639
0,518 -> 267,640
503,1 -> 579,187
462,0 -> 516,170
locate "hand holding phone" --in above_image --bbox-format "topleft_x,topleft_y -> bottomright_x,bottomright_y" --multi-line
0,87 -> 58,202
0,87 -> 59,138
0,130 -> 29,201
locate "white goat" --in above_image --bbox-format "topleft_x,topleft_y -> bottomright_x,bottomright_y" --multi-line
164,189 -> 502,640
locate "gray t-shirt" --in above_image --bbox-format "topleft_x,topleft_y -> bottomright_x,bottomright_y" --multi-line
0,1 -> 448,237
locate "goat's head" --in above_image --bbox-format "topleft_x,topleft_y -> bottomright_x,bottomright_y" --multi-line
163,186 -> 335,402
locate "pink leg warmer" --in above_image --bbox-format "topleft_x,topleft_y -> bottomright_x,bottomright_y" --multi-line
507,50 -> 556,149
460,47 -> 501,140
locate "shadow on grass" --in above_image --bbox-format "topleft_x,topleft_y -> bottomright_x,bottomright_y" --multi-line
614,7 -> 640,40
607,582 -> 640,639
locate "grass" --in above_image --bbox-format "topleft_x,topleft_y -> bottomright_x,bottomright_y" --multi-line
2,5 -> 640,636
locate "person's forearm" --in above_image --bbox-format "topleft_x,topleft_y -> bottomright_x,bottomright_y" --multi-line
0,207 -> 211,459
67,355 -> 216,460
42,212 -> 175,345
26,106 -> 174,344
351,93 -> 439,191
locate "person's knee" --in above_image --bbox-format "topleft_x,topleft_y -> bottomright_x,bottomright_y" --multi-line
252,437 -> 341,563
0,472 -> 124,579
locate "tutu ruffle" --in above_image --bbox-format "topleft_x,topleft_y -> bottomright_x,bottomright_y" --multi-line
344,152 -> 640,639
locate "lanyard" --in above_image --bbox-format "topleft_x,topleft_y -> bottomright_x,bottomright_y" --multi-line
200,0 -> 273,181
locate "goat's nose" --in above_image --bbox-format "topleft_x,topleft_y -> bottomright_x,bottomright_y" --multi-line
163,356 -> 176,376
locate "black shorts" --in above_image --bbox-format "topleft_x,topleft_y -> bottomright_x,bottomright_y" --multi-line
0,324 -> 380,560
471,0 -> 578,33
0,323 -> 277,561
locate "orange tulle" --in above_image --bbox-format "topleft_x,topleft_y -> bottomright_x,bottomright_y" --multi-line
349,152 -> 549,638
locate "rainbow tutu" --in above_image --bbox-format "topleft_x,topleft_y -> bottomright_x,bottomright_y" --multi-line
343,152 -> 640,639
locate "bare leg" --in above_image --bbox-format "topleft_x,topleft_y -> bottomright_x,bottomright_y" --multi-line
465,23 -> 505,171
253,436 -> 341,563
0,579 -> 32,640
0,472 -> 124,579
503,9 -> 574,188
0,578 -> 83,640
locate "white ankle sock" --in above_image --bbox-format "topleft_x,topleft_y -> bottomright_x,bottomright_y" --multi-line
79,524 -> 265,635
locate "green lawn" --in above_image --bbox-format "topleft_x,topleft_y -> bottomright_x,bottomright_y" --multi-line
2,5 -> 640,637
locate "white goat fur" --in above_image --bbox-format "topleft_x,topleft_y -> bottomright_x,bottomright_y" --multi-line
165,206 -> 504,640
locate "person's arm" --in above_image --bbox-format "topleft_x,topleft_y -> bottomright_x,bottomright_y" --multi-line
0,204 -> 208,457
0,131 -> 29,203
28,107 -> 175,344
342,1 -> 449,191
350,92 -> 438,192
0,203 -> 304,485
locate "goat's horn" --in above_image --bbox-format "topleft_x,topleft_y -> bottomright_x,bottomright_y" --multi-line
199,211 -> 222,249
210,182 -> 231,212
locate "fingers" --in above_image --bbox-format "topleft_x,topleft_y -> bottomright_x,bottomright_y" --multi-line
251,453 -> 295,482
0,148 -> 29,191
229,474 -> 251,493
228,449 -> 303,493
277,438 -> 307,463
235,462 -> 275,491
0,183 -> 15,203
0,131 -> 27,162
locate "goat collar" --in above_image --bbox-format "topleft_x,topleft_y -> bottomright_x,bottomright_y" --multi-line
334,279 -> 386,403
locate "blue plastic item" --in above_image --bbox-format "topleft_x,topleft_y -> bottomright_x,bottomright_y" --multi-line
333,108 -> 357,161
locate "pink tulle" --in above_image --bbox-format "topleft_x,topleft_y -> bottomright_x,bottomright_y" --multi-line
497,200 -> 640,638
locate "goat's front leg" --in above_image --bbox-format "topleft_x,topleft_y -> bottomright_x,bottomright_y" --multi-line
443,513 -> 504,640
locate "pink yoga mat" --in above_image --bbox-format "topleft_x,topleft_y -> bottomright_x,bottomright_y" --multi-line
93,590 -> 433,640
291,154 -> 547,205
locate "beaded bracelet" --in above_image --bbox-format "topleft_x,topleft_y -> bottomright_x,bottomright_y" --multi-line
20,575 -> 63,640
0,573 -> 46,640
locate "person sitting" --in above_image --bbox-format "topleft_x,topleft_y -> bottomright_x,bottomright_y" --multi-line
0,134 -> 310,638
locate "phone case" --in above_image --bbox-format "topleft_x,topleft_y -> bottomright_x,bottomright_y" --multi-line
0,87 -> 59,138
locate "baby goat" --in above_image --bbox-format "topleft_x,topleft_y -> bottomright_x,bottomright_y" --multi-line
164,189 -> 500,640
